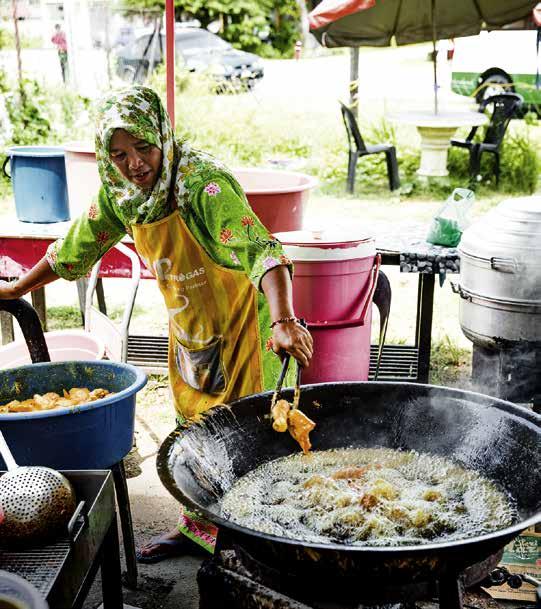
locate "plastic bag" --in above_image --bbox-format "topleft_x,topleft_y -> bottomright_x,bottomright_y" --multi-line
426,188 -> 474,247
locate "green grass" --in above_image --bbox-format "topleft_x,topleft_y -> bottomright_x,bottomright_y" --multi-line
46,303 -> 146,331
46,306 -> 83,331
430,335 -> 472,386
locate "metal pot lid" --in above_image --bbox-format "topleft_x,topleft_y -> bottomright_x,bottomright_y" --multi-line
274,229 -> 375,261
459,196 -> 541,264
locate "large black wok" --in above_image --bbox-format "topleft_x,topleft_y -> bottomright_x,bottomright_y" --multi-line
158,382 -> 540,593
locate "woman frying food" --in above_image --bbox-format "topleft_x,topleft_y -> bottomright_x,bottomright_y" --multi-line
0,86 -> 313,561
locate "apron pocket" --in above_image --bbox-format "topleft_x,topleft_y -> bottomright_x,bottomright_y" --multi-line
174,336 -> 227,394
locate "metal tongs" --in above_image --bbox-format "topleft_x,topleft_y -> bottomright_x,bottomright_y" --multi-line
270,318 -> 306,413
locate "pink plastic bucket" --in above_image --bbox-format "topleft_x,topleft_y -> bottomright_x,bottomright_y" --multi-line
275,230 -> 379,384
233,168 -> 317,233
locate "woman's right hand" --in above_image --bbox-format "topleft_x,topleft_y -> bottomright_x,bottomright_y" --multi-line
0,280 -> 20,300
0,258 -> 60,301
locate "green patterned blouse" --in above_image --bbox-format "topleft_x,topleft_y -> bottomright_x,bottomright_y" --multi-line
46,86 -> 292,391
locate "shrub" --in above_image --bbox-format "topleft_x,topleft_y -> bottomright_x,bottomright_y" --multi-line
500,128 -> 539,193
3,80 -> 51,146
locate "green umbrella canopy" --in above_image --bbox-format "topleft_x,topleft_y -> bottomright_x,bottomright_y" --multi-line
309,0 -> 539,47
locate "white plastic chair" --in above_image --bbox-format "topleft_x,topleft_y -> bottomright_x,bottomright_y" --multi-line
84,241 -> 141,363
84,241 -> 142,588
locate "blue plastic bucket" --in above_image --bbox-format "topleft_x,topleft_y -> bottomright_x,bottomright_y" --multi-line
2,146 -> 70,223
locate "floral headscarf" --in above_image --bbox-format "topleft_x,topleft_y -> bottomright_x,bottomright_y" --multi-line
95,86 -> 190,224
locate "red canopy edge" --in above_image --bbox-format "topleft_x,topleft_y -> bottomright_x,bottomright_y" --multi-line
308,0 -> 376,31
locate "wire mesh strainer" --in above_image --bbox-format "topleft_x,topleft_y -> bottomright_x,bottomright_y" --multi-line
0,432 -> 76,547
0,570 -> 48,609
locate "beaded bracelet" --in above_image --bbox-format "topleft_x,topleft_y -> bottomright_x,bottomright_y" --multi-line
269,316 -> 299,330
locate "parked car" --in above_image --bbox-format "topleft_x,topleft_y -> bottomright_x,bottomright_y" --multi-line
115,27 -> 264,90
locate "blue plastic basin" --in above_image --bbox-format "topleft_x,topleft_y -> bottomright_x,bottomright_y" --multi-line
4,146 -> 70,223
0,361 -> 147,469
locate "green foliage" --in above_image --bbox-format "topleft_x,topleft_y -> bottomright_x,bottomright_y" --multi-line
3,80 -> 51,146
0,25 -> 41,50
500,129 -> 539,193
0,27 -> 8,50
366,116 -> 397,146
0,70 -> 92,147
57,90 -> 92,132
269,2 -> 302,57
120,0 -> 301,57
523,111 -> 539,126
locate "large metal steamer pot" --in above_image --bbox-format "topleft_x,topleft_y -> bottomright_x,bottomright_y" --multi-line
158,382 -> 541,589
0,360 -> 147,470
457,196 -> 541,347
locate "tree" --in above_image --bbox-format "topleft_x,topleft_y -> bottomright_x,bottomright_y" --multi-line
11,0 -> 23,96
120,0 -> 301,57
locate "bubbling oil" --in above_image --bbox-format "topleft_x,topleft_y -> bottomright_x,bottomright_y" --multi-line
220,448 -> 517,546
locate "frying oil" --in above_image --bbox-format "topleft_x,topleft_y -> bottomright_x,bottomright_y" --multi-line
221,448 -> 517,546
0,599 -> 27,609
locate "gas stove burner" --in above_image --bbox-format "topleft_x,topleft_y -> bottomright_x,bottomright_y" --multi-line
197,548 -> 508,609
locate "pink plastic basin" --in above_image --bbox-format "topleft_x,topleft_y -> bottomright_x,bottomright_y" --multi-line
63,142 -> 101,219
233,168 -> 317,233
275,230 -> 379,384
62,148 -> 317,234
0,330 -> 104,369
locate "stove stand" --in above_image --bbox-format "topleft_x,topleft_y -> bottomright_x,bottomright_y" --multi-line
197,548 -> 494,609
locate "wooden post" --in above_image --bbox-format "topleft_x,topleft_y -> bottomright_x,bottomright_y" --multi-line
0,312 -> 15,345
31,288 -> 47,332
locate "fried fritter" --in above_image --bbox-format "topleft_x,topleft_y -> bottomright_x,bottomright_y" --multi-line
0,387 -> 112,413
271,399 -> 290,432
287,408 -> 316,455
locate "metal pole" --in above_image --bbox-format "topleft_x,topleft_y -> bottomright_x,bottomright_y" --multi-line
349,46 -> 359,117
165,0 -> 175,126
431,0 -> 438,115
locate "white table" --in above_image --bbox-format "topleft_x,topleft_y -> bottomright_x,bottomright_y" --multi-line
388,111 -> 488,178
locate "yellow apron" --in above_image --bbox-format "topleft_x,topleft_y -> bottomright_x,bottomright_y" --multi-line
132,210 -> 263,420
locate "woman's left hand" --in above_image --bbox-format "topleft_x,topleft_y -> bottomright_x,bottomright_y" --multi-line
271,320 -> 313,368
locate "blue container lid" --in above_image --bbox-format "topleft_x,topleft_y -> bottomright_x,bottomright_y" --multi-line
6,145 -> 65,157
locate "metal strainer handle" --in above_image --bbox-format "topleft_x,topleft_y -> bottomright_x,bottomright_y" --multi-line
0,431 -> 18,472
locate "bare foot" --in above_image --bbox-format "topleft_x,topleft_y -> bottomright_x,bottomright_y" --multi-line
136,527 -> 192,563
